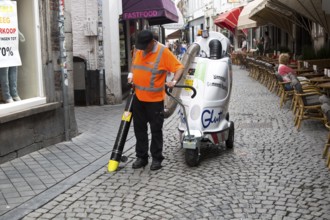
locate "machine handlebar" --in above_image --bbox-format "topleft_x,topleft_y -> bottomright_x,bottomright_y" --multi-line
165,84 -> 197,99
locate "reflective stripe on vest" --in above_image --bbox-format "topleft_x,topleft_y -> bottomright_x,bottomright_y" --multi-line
132,45 -> 165,92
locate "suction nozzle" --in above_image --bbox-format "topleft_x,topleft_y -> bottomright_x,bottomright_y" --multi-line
108,160 -> 119,172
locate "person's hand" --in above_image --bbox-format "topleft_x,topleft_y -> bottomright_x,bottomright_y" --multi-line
166,80 -> 177,88
127,72 -> 133,84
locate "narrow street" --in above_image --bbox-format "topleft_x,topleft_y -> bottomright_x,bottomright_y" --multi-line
1,65 -> 330,220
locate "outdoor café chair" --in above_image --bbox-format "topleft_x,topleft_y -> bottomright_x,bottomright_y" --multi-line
321,101 -> 330,169
290,75 -> 326,130
275,73 -> 294,108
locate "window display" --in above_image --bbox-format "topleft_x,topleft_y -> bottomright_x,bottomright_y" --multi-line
0,0 -> 22,103
0,0 -> 44,115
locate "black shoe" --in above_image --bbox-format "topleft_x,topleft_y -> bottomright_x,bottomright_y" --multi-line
150,160 -> 162,171
132,158 -> 148,169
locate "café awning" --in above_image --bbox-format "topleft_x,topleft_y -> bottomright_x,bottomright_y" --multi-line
273,0 -> 330,34
162,6 -> 184,30
214,7 -> 243,34
249,0 -> 294,36
122,0 -> 179,25
166,29 -> 182,40
237,0 -> 265,30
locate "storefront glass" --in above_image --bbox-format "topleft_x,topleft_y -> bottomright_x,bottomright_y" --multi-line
0,0 -> 44,116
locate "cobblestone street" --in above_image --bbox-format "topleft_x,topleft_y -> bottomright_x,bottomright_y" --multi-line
1,65 -> 330,220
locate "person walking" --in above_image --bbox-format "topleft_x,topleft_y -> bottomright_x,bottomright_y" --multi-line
263,31 -> 271,54
129,30 -> 184,170
241,38 -> 247,52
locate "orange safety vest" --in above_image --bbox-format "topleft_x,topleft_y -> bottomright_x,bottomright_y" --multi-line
132,43 -> 169,102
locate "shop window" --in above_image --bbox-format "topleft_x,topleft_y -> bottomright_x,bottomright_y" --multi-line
119,23 -> 127,71
0,0 -> 44,116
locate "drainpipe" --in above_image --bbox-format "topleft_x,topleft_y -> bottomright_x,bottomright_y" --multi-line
59,0 -> 70,141
99,69 -> 104,105
98,0 -> 104,105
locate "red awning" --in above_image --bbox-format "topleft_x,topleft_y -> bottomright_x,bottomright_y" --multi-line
214,7 -> 243,34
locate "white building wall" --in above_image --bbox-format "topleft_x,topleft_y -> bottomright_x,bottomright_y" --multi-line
102,0 -> 122,104
185,0 -> 203,44
219,0 -> 239,12
71,0 -> 99,70
188,0 -> 203,18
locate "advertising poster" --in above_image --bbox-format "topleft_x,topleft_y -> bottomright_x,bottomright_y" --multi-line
0,1 -> 21,67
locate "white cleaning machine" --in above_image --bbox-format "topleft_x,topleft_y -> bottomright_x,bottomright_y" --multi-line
166,31 -> 234,166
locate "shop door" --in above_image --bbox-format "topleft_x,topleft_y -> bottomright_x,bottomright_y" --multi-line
73,57 -> 87,105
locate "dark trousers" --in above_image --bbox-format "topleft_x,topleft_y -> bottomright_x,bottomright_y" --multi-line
132,96 -> 164,161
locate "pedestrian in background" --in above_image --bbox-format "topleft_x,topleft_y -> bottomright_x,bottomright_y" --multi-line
256,37 -> 264,55
241,37 -> 247,52
264,31 -> 271,54
129,30 -> 184,170
174,40 -> 182,57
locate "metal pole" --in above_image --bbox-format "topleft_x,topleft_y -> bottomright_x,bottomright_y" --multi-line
59,0 -> 70,141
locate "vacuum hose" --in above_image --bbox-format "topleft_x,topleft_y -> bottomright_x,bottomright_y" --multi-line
209,39 -> 222,60
164,43 -> 200,118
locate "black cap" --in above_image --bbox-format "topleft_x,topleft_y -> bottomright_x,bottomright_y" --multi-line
135,30 -> 153,50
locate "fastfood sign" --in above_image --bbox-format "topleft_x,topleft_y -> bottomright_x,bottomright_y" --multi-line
123,10 -> 158,19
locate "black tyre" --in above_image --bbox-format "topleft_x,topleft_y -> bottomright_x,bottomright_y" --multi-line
185,148 -> 200,167
226,121 -> 235,148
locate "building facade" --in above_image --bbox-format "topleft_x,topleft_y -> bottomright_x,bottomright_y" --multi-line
71,0 -> 123,106
0,0 -> 78,163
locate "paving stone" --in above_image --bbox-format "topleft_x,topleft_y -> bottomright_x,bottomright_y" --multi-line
22,217 -> 37,220
25,212 -> 42,218
1,65 -> 329,220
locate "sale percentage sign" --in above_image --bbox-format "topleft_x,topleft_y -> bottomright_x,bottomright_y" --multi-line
1,47 -> 14,56
6,47 -> 13,56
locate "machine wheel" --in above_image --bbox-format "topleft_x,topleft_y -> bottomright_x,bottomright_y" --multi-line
185,148 -> 200,167
226,121 -> 235,148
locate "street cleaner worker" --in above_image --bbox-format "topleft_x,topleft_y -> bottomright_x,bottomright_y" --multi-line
128,30 -> 184,170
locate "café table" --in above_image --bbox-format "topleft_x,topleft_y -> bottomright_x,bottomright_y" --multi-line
317,82 -> 330,89
297,76 -> 309,82
309,76 -> 330,85
299,72 -> 325,78
316,82 -> 330,96
296,68 -> 314,75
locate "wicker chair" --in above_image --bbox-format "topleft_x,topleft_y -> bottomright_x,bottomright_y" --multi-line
290,78 -> 320,115
321,101 -> 330,169
275,73 -> 294,108
290,75 -> 326,130
236,53 -> 248,69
